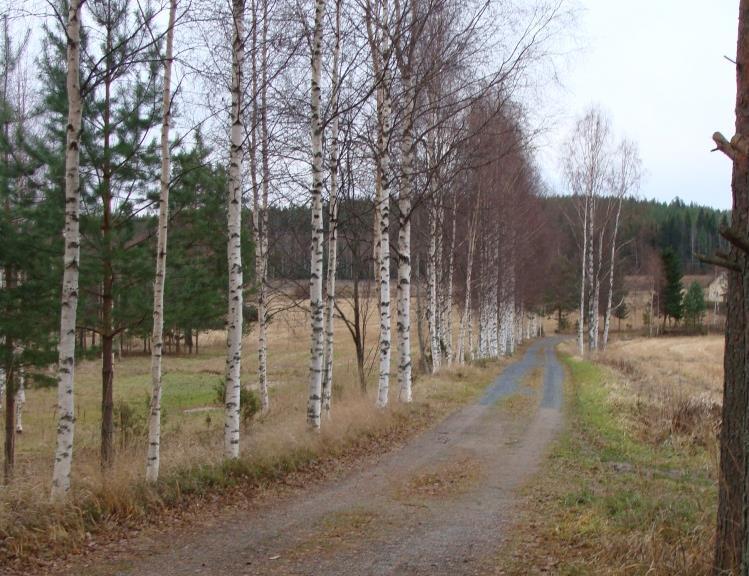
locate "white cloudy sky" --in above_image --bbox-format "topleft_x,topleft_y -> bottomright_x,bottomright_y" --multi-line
541,0 -> 738,210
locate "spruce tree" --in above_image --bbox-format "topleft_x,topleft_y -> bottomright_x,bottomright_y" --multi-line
661,247 -> 684,326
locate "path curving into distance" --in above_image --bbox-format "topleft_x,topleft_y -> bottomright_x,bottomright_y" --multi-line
75,337 -> 567,576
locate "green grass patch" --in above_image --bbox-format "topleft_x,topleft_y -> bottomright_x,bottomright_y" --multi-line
496,354 -> 716,576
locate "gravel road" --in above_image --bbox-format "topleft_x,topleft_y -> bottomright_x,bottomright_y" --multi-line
79,337 -> 566,576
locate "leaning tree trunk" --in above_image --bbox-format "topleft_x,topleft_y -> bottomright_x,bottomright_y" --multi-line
307,0 -> 325,430
51,0 -> 83,501
602,196 -> 622,350
224,0 -> 246,459
145,0 -> 176,484
713,2 -> 749,572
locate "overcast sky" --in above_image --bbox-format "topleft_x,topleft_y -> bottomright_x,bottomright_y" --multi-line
543,0 -> 738,210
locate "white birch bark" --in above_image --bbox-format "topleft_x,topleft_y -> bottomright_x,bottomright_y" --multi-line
577,193 -> 588,356
322,0 -> 342,416
224,0 -> 246,459
307,0 -> 325,429
586,195 -> 596,352
602,197 -> 621,349
257,0 -> 270,412
396,72 -> 413,403
375,79 -> 392,407
445,194 -> 456,364
427,202 -> 441,369
51,0 -> 83,501
146,0 -> 176,484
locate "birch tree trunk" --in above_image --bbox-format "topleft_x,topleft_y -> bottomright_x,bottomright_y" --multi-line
257,0 -> 270,412
396,71 -> 413,402
51,0 -> 83,500
586,195 -> 597,351
146,0 -> 177,484
577,194 -> 588,356
307,0 -> 325,429
375,79 -> 392,407
427,202 -> 441,370
224,0 -> 246,459
322,0 -> 342,416
445,194 -> 456,364
602,197 -> 621,350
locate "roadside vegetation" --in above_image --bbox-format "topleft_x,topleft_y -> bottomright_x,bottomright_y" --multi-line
0,309 -> 508,572
497,340 -> 719,575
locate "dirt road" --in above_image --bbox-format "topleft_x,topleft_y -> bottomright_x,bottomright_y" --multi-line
80,337 -> 565,576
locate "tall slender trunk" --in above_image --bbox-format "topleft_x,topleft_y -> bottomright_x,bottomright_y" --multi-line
100,24 -> 116,470
375,79 -> 392,407
427,201 -> 440,369
255,0 -> 271,412
366,0 -> 393,408
322,0 -> 342,416
2,19 -> 15,483
224,0 -> 246,459
602,196 -> 622,350
307,0 -> 325,429
51,0 -> 83,500
145,0 -> 176,484
445,193 -> 456,364
577,194 -> 588,356
586,194 -> 597,352
396,72 -> 413,402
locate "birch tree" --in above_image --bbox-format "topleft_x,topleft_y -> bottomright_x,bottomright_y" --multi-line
307,0 -> 325,429
322,0 -> 342,416
366,0 -> 393,408
51,0 -> 83,500
146,0 -> 177,484
563,109 -> 611,355
602,139 -> 640,350
224,0 -> 246,459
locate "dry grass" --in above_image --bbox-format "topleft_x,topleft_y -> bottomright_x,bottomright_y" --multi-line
496,337 -> 721,575
395,455 -> 484,501
0,296 -> 507,570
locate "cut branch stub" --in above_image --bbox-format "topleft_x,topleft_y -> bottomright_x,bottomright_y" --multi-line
712,131 -> 749,161
720,224 -> 749,255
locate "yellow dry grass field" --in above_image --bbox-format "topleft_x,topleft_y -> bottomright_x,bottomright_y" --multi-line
601,335 -> 724,403
3,297 -> 490,488
0,295 -> 509,566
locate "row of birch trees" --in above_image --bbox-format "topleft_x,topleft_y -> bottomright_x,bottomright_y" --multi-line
0,0 -> 568,497
563,108 -> 642,356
